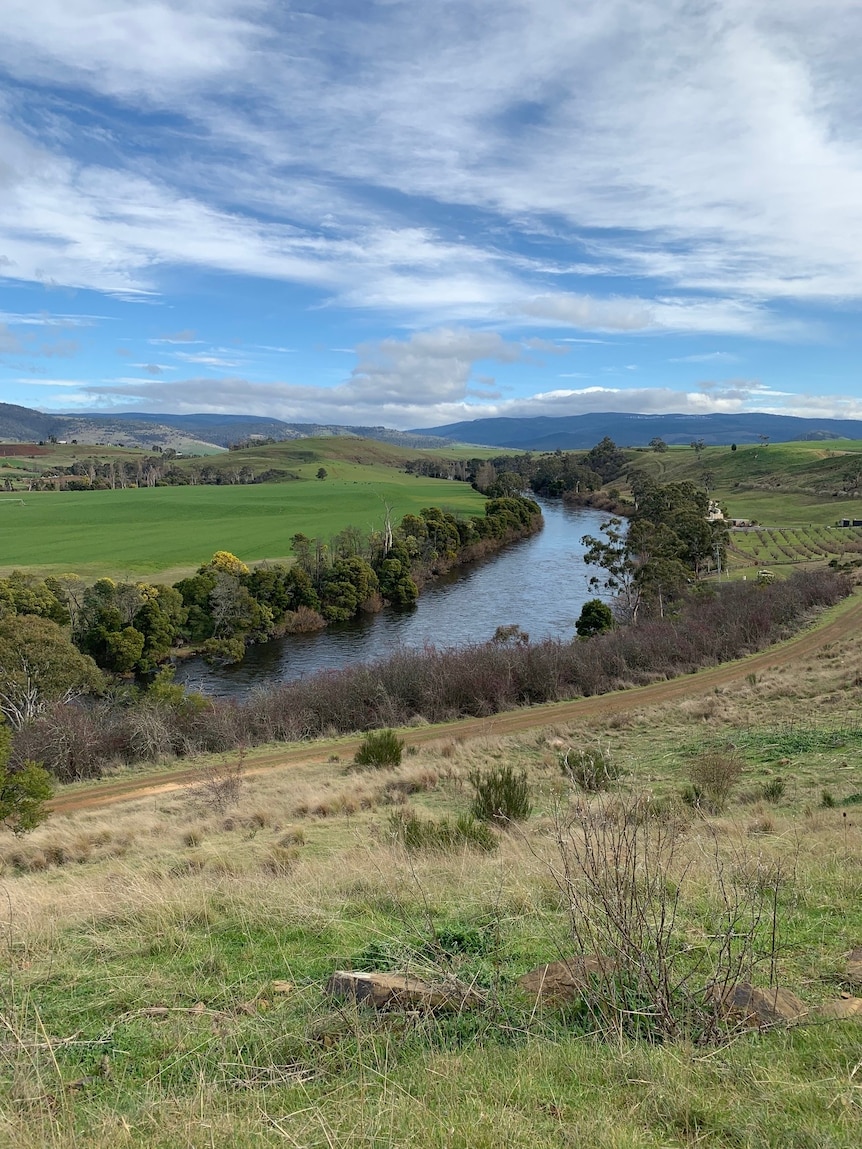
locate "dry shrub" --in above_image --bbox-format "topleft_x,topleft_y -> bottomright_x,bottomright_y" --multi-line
683,748 -> 744,814
560,744 -> 620,792
679,697 -> 719,721
261,845 -> 300,875
549,793 -> 782,1044
278,827 -> 305,847
282,606 -> 326,633
189,751 -> 245,813
747,815 -> 776,836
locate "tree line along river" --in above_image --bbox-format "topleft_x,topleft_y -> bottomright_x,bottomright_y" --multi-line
175,501 -> 609,698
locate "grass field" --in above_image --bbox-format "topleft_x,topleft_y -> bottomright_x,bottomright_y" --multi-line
629,439 -> 862,526
3,612 -> 862,1146
0,469 -> 486,579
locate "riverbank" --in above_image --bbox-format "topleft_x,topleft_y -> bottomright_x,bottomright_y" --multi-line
175,501 -> 604,695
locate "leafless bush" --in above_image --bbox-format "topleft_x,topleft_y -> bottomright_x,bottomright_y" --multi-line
547,793 -> 782,1044
11,700 -> 113,781
126,703 -> 175,762
188,748 -> 245,812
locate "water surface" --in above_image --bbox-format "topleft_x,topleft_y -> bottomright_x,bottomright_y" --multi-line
176,500 -> 608,696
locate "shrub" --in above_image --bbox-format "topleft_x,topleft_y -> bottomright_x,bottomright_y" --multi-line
575,598 -> 614,638
761,777 -> 786,803
189,752 -> 245,812
821,789 -> 836,808
549,793 -> 783,1045
388,809 -> 498,853
353,728 -> 404,769
683,748 -> 743,814
468,764 -> 532,825
560,744 -> 620,791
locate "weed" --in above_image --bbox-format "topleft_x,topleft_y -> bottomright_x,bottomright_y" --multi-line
549,793 -> 783,1045
189,749 -> 245,812
684,748 -> 743,813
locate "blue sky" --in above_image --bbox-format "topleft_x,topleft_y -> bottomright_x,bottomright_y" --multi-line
1,0 -> 861,430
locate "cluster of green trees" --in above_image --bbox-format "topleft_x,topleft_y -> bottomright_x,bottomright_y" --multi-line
0,496 -> 542,706
581,477 -> 729,624
29,452 -> 299,491
405,436 -> 628,500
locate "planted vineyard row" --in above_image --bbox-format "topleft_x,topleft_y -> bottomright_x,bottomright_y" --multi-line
727,524 -> 862,569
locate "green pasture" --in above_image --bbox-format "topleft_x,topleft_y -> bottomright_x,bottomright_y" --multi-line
629,439 -> 862,526
0,469 -> 486,580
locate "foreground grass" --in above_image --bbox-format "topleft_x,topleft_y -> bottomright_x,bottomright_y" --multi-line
3,628 -> 862,1145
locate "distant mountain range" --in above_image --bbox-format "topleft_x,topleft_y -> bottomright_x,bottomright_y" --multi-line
0,404 -> 447,451
410,412 -> 862,449
4,403 -> 862,454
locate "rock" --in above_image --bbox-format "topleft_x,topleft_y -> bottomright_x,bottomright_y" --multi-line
845,946 -> 862,985
324,970 -> 482,1012
818,996 -> 862,1021
710,983 -> 808,1027
518,956 -> 617,1002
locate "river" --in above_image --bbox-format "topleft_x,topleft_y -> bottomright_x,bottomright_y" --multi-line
175,500 -> 609,697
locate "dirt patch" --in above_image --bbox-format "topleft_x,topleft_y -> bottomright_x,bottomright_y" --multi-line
0,443 -> 49,456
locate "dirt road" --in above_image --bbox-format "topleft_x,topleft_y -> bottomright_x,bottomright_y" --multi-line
49,593 -> 862,816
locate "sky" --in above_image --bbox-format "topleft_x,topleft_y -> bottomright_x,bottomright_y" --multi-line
1,0 -> 861,431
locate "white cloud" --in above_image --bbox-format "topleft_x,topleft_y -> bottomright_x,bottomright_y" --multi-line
670,352 -> 740,364
0,0 -> 861,333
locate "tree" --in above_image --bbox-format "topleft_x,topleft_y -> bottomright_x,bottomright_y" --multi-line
649,437 -> 668,453
0,722 -> 52,834
0,726 -> 52,836
731,443 -> 737,452
575,599 -> 614,638
690,438 -> 705,456
0,615 -> 103,728
316,467 -> 328,480
581,519 -> 642,623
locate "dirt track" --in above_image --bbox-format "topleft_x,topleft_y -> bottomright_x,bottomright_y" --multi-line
49,593 -> 862,816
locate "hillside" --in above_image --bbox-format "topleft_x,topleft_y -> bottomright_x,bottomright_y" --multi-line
626,438 -> 862,525
412,412 -> 862,449
0,403 -> 450,452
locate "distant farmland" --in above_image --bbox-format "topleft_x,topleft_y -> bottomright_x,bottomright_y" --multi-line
0,468 -> 487,580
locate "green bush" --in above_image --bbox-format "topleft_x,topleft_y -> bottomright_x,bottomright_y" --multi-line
353,728 -> 404,769
761,777 -> 786,803
0,722 -> 52,835
560,745 -> 620,791
468,764 -> 532,826
388,809 -> 498,853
